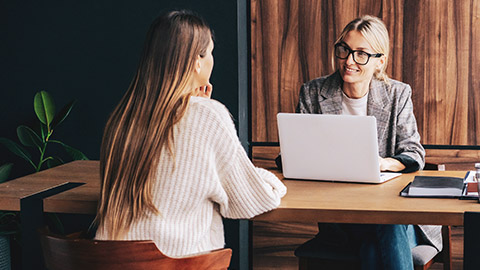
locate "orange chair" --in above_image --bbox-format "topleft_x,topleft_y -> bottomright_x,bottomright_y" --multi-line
39,228 -> 232,270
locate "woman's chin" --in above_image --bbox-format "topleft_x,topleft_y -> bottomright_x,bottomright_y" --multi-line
340,74 -> 357,83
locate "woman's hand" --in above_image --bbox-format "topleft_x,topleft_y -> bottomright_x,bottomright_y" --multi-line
379,157 -> 405,172
194,83 -> 213,98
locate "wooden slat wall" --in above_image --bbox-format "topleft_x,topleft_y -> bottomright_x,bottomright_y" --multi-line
251,0 -> 480,146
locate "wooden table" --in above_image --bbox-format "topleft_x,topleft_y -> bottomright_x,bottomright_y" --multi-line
254,170 -> 479,226
0,161 -> 250,270
42,160 -> 100,215
0,162 -> 90,211
3,160 -> 480,269
253,169 -> 480,270
40,163 -> 480,226
0,161 -> 89,270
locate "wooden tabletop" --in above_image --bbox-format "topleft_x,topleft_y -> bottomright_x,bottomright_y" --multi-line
42,160 -> 100,214
0,160 -> 98,211
4,160 -> 480,226
253,169 -> 480,225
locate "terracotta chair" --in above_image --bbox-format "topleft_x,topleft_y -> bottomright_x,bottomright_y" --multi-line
39,228 -> 232,270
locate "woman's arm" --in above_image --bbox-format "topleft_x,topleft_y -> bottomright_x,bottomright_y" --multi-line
391,84 -> 425,172
205,101 -> 286,219
216,145 -> 287,219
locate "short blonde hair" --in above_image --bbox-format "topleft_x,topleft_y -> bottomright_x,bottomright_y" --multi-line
332,15 -> 390,82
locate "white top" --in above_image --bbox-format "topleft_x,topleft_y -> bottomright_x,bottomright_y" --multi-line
95,96 -> 286,257
341,91 -> 368,116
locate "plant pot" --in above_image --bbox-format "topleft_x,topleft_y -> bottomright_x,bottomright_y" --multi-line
0,235 -> 10,270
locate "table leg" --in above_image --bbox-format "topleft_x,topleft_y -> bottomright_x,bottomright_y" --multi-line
20,182 -> 84,270
464,211 -> 480,270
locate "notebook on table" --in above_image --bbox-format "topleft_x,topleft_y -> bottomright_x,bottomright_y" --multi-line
276,113 -> 401,184
400,176 -> 465,198
400,171 -> 475,199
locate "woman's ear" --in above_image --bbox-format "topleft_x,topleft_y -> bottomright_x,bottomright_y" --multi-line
195,56 -> 202,74
377,55 -> 386,70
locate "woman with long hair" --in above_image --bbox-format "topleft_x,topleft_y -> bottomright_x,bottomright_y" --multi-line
94,10 -> 286,257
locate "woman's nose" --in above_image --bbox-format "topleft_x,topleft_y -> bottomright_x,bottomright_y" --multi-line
346,53 -> 356,65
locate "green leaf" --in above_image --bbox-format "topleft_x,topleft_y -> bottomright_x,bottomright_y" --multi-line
17,125 -> 42,149
34,91 -> 55,127
46,156 -> 64,168
0,163 -> 13,183
0,138 -> 34,165
62,144 -> 89,160
51,100 -> 76,129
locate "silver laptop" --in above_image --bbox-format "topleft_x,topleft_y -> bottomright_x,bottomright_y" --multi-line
277,113 -> 400,183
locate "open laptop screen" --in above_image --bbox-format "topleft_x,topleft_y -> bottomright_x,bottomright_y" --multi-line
277,113 -> 399,183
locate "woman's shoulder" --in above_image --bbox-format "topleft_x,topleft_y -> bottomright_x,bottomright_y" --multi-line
189,96 -> 233,123
190,96 -> 227,111
372,78 -> 413,105
384,78 -> 412,94
188,96 -> 238,143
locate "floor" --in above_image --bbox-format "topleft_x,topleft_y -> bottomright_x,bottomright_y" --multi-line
252,221 -> 464,270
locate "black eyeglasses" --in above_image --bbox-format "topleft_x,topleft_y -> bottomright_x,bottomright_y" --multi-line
334,43 -> 383,65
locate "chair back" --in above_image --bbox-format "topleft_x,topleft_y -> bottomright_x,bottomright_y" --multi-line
39,229 -> 232,270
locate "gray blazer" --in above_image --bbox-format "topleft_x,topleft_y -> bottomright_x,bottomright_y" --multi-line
296,72 -> 442,251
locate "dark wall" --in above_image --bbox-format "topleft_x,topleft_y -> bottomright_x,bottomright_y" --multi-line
0,0 -> 244,179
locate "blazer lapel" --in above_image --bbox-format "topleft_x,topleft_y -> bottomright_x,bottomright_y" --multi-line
319,72 -> 343,115
367,79 -> 392,146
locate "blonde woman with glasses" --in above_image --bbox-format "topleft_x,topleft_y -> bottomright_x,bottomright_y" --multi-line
294,15 -> 440,269
94,10 -> 286,257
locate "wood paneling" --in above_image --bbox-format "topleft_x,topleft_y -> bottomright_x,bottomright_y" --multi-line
425,149 -> 480,171
251,0 -> 480,146
251,146 -> 280,168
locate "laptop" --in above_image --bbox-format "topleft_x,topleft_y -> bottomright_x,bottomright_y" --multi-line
277,113 -> 401,183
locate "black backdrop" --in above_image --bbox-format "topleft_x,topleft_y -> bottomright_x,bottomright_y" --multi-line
1,1 -> 250,269
0,0 -> 246,179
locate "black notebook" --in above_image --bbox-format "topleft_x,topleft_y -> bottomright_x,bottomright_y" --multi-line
400,176 -> 465,198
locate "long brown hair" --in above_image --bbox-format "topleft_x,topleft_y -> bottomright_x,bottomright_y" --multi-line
95,10 -> 212,239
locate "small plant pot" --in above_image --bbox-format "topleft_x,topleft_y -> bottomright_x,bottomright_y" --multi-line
0,235 -> 10,270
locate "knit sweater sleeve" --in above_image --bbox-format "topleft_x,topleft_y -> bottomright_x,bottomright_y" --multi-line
204,100 -> 287,219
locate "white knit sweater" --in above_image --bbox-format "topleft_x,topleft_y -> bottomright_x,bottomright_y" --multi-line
96,96 -> 287,257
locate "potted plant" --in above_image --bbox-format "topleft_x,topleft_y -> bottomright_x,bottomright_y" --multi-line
0,91 -> 88,269
0,91 -> 88,179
